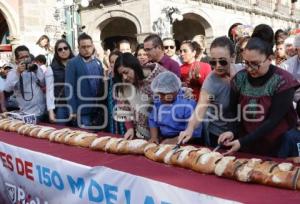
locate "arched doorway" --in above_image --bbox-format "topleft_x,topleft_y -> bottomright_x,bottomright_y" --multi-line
0,10 -> 9,44
100,17 -> 138,51
173,13 -> 213,50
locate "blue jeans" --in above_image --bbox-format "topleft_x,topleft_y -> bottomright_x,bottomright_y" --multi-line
80,114 -> 93,127
55,107 -> 70,125
277,128 -> 300,158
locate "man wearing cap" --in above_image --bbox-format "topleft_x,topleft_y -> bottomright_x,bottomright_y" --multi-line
0,60 -> 11,112
281,35 -> 300,81
0,63 -> 18,112
283,36 -> 297,58
148,71 -> 202,144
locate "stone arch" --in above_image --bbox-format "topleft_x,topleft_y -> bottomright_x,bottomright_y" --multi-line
99,17 -> 138,50
0,1 -> 19,44
172,8 -> 214,51
0,11 -> 9,43
178,8 -> 214,38
86,10 -> 142,49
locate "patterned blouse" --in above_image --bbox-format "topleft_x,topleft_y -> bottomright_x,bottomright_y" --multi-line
115,63 -> 166,139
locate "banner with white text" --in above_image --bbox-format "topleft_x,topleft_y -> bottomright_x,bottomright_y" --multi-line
0,142 -> 239,204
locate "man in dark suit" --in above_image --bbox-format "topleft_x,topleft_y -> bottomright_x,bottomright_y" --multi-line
65,33 -> 107,130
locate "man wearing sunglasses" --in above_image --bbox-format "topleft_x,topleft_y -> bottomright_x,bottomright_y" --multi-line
163,38 -> 182,66
144,34 -> 180,77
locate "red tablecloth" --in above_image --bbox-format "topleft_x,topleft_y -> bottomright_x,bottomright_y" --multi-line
0,130 -> 299,203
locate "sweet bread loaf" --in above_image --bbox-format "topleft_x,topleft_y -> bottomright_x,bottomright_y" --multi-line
183,148 -> 211,169
104,138 -> 125,153
64,130 -> 86,145
17,124 -> 33,135
214,156 -> 236,177
222,158 -> 249,179
0,119 -> 14,130
114,139 -> 129,154
191,152 -> 223,174
53,130 -> 78,143
48,128 -> 72,142
265,167 -> 299,189
164,146 -> 197,167
28,126 -> 45,137
236,158 -> 262,182
23,124 -> 41,136
119,139 -> 149,155
144,144 -> 175,163
66,133 -> 98,147
250,161 -> 279,184
144,143 -> 158,153
90,136 -> 112,151
271,162 -> 293,174
0,118 -> 12,127
36,127 -> 56,139
7,120 -> 25,132
296,168 -> 300,190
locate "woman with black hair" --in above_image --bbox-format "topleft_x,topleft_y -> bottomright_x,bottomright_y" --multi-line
105,50 -> 126,135
219,24 -> 300,157
114,53 -> 165,140
178,36 -> 237,147
135,44 -> 149,66
45,39 -> 74,123
180,40 -> 211,100
274,29 -> 288,44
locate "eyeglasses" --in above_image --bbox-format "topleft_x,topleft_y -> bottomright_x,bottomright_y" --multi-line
242,58 -> 268,70
79,45 -> 93,49
209,59 -> 228,67
144,47 -> 156,52
57,47 -> 69,52
164,46 -> 175,50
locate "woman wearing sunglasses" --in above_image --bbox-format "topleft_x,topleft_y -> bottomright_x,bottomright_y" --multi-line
178,36 -> 236,147
180,40 -> 211,100
45,39 -> 74,123
219,24 -> 300,157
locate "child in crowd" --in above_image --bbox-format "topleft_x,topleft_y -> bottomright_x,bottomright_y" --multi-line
148,71 -> 202,144
34,54 -> 47,73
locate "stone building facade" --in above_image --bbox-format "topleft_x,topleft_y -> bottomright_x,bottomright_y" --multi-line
0,0 -> 299,55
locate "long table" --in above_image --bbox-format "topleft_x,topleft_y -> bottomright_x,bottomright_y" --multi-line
0,128 -> 299,204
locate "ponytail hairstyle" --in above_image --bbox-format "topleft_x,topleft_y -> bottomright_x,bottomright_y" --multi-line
210,36 -> 235,57
181,40 -> 201,59
245,24 -> 274,57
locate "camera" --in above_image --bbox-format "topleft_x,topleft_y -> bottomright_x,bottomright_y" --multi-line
22,58 -> 38,72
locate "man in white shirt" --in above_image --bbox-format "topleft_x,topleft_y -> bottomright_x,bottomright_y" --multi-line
5,45 -> 46,120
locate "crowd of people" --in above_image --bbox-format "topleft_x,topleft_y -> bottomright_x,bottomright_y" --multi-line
1,23 -> 300,160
